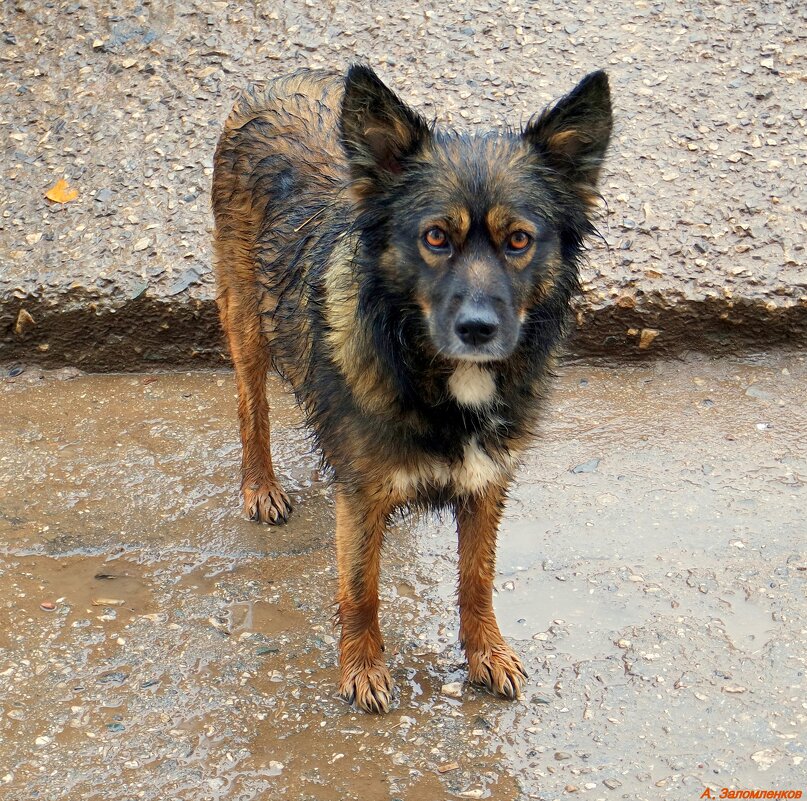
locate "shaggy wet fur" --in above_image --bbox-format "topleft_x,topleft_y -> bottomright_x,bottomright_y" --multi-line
212,65 -> 612,712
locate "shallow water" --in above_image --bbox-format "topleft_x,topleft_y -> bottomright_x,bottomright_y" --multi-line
1,354 -> 805,800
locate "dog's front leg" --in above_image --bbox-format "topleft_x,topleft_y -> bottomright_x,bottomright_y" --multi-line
456,484 -> 528,699
334,486 -> 393,713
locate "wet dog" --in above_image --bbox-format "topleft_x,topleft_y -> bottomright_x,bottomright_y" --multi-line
212,65 -> 612,712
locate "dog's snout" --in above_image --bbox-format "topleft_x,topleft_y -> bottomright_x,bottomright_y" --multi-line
454,303 -> 500,347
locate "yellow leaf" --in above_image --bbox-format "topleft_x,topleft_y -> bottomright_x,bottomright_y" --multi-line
45,178 -> 79,204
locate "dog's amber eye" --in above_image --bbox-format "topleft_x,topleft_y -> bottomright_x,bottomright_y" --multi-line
424,227 -> 449,250
507,231 -> 532,252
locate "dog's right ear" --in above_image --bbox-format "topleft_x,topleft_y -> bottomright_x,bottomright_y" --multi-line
341,65 -> 430,196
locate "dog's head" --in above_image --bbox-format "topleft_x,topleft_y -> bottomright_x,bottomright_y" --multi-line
340,65 -> 612,363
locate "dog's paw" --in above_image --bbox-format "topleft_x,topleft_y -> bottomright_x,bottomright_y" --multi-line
467,642 -> 527,700
338,660 -> 394,714
243,481 -> 292,525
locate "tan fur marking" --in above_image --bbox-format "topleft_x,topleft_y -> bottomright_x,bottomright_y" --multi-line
534,253 -> 563,299
485,206 -> 538,269
447,204 -> 471,241
547,129 -> 579,151
323,240 -> 398,414
417,241 -> 448,269
335,488 -> 393,713
457,485 -> 527,699
485,204 -> 511,243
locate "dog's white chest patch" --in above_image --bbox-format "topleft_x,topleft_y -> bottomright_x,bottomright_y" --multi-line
448,363 -> 496,407
452,437 -> 507,494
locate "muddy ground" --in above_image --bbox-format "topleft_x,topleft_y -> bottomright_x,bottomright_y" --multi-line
1,353 -> 805,800
1,1 -> 806,367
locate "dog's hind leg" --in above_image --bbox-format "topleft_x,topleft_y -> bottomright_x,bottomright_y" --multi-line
217,283 -> 292,525
334,487 -> 393,713
456,485 -> 527,699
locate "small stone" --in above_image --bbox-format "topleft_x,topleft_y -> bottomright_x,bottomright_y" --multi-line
168,268 -> 202,295
723,685 -> 746,694
555,751 -> 572,761
603,779 -> 622,790
751,749 -> 780,771
745,385 -> 772,400
572,458 -> 600,474
441,682 -> 463,699
128,281 -> 149,301
133,237 -> 150,252
638,328 -> 659,349
14,309 -> 35,336
35,736 -> 52,746
40,601 -> 56,612
532,632 -> 549,641
617,639 -> 631,649
565,785 -> 579,793
502,580 -> 515,591
437,761 -> 460,773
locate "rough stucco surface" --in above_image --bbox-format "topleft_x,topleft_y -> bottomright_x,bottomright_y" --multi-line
1,0 -> 805,369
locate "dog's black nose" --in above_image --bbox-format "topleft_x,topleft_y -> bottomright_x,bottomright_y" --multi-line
455,305 -> 499,347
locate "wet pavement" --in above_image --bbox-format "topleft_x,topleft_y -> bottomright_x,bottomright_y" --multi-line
2,1 -> 806,368
1,353 -> 805,800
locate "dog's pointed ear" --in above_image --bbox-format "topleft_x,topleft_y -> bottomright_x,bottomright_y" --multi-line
523,71 -> 612,200
341,65 -> 430,195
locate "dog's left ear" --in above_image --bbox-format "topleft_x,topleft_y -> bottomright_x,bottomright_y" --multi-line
523,71 -> 612,200
341,64 -> 430,196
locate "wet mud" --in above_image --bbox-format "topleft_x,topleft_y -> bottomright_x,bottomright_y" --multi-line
1,354 -> 805,800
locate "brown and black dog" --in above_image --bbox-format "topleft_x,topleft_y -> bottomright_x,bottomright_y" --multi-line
212,65 -> 611,712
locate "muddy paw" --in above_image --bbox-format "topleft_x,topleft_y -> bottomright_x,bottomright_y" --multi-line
243,481 -> 292,525
338,660 -> 394,714
467,642 -> 528,700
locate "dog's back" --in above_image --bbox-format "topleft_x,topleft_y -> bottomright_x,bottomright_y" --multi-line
212,70 -> 349,396
212,69 -> 345,237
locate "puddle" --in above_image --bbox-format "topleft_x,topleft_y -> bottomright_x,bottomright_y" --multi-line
1,355 -> 805,799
